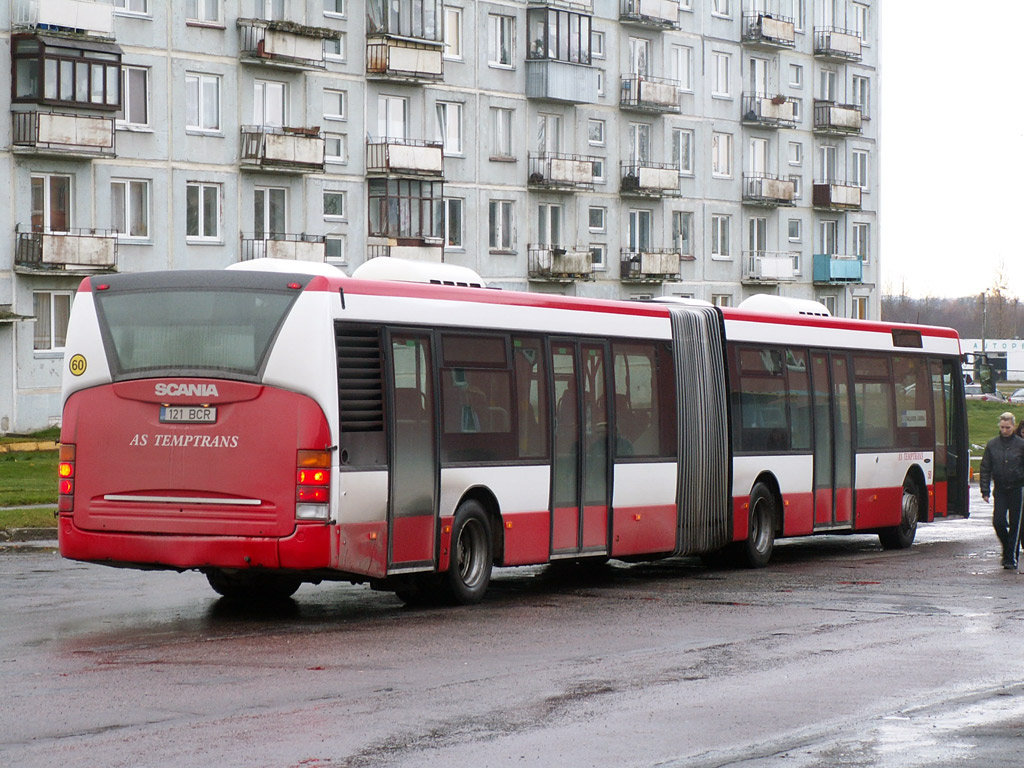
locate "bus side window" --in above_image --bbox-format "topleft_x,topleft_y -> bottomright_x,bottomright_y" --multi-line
611,341 -> 676,459
852,355 -> 895,449
513,338 -> 549,460
893,355 -> 933,449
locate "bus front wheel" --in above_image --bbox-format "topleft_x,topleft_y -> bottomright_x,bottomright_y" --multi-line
443,501 -> 493,605
879,478 -> 920,550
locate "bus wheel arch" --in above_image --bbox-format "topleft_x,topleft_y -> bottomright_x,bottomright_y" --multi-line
879,469 -> 925,550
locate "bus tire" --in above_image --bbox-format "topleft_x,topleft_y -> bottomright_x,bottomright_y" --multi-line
443,501 -> 493,605
741,483 -> 776,568
879,478 -> 920,550
205,569 -> 301,601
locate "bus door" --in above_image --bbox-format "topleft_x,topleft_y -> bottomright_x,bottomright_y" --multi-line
932,358 -> 969,516
551,340 -> 611,557
811,352 -> 855,528
387,331 -> 439,571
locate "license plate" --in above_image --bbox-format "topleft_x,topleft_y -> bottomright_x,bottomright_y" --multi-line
160,406 -> 217,424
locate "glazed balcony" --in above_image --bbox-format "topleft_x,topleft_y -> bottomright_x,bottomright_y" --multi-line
12,111 -> 115,158
620,75 -> 681,113
813,181 -> 862,211
528,152 -> 598,191
813,253 -> 863,284
528,245 -> 595,282
366,139 -> 444,176
240,125 -> 326,173
240,234 -> 326,262
14,229 -> 117,273
12,0 -> 114,37
813,27 -> 862,62
367,241 -> 444,262
621,162 -> 680,197
743,174 -> 795,207
813,101 -> 862,135
620,0 -> 679,28
742,93 -> 798,128
620,249 -> 681,283
238,18 -> 337,70
525,59 -> 600,104
741,12 -> 796,49
366,37 -> 444,82
742,251 -> 798,284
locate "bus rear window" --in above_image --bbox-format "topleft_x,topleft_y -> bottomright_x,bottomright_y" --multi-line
94,288 -> 300,379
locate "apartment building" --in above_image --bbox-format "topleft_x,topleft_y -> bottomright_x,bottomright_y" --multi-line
0,0 -> 878,433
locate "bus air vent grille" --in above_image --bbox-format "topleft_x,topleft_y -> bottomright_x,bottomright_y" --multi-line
335,324 -> 384,432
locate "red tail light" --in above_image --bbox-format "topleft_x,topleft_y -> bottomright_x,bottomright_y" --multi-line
296,449 -> 331,520
58,444 -> 76,513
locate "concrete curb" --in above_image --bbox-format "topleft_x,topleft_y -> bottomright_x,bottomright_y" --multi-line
0,441 -> 59,454
0,527 -> 58,543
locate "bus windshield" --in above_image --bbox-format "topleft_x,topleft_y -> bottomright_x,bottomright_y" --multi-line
94,287 -> 301,380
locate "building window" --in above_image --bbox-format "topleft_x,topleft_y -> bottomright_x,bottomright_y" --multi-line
366,0 -> 442,41
324,0 -> 344,17
819,144 -> 837,182
185,72 -> 220,131
30,175 -> 71,233
111,179 -> 149,239
259,0 -> 285,20
712,132 -> 732,178
851,3 -> 868,41
117,66 -> 149,126
323,190 -> 346,219
852,149 -> 869,189
369,179 -> 444,240
187,0 -> 221,22
711,0 -> 729,17
788,141 -> 802,166
491,107 -> 513,158
325,133 -> 347,163
12,36 -> 121,109
592,158 -> 605,184
822,295 -> 838,315
591,30 -> 605,59
672,45 -> 693,91
527,8 -> 591,64
489,199 -> 514,251
852,76 -> 870,117
538,203 -> 562,246
788,218 -> 802,242
852,295 -> 868,320
712,294 -> 732,308
589,206 -> 606,233
253,79 -> 286,127
712,52 -> 730,97
325,235 -> 346,263
324,35 -> 345,60
790,64 -> 803,88
789,175 -> 802,199
435,101 -> 463,154
33,292 -> 73,351
819,68 -> 836,102
186,182 -> 220,241
853,222 -> 870,263
324,89 -> 346,120
488,14 -> 514,67
590,243 -> 606,270
672,211 -> 692,257
820,220 -> 838,255
444,198 -> 463,248
254,187 -> 286,240
711,214 -> 730,259
114,0 -> 148,13
588,119 -> 605,147
672,128 -> 693,175
443,7 -> 462,60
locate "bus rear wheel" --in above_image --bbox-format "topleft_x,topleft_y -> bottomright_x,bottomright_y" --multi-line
205,569 -> 301,601
739,483 -> 776,568
443,501 -> 493,605
879,478 -> 920,550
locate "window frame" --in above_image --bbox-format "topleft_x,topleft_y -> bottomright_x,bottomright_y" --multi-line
110,178 -> 150,240
185,181 -> 221,242
185,71 -> 221,133
711,213 -> 731,259
489,198 -> 514,252
488,13 -> 515,68
33,291 -> 74,353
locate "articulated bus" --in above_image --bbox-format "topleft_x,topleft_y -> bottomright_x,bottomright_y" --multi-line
57,259 -> 969,604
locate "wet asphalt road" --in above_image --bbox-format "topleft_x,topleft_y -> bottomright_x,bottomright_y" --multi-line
3,488 -> 1024,768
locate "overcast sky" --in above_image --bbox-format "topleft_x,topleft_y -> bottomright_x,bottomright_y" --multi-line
879,1 -> 1024,299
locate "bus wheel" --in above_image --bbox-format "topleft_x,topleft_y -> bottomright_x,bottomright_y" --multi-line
741,483 -> 776,568
879,478 -> 920,550
205,569 -> 301,601
443,501 -> 493,605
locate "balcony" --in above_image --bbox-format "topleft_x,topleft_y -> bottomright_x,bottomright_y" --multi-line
813,27 -> 862,61
813,101 -> 862,135
528,152 -> 597,191
813,254 -> 863,284
240,126 -> 325,173
14,229 -> 117,273
743,174 -> 795,207
12,111 -> 114,158
741,12 -> 796,49
240,234 -> 326,262
525,60 -> 600,104
742,252 -> 798,284
366,139 -> 444,176
621,162 -> 680,197
620,75 -> 681,113
620,0 -> 679,28
238,18 -> 337,70
742,93 -> 798,128
12,0 -> 114,37
366,37 -> 444,82
528,245 -> 595,282
367,241 -> 444,262
620,249 -> 681,283
813,181 -> 862,211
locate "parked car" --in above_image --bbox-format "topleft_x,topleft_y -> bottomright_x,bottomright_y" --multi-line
966,384 -> 1008,402
1010,388 -> 1024,404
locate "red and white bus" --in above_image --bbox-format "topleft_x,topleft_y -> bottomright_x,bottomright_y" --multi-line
57,259 -> 969,604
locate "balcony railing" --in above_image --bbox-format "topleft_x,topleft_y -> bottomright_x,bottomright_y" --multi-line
240,233 -> 325,262
741,12 -> 796,48
366,37 -> 444,82
528,152 -> 597,191
621,162 -> 680,196
620,74 -> 681,113
15,229 -> 117,272
742,93 -> 798,128
12,0 -> 114,37
813,26 -> 862,61
743,173 -> 796,207
813,253 -> 863,284
813,181 -> 862,210
528,245 -> 595,282
240,125 -> 326,173
742,251 -> 798,283
367,241 -> 444,262
620,0 -> 679,28
620,249 -> 681,282
12,111 -> 115,157
238,18 -> 337,69
525,59 -> 600,104
366,139 -> 444,176
813,101 -> 862,135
